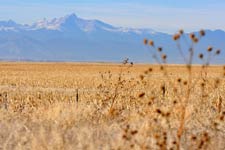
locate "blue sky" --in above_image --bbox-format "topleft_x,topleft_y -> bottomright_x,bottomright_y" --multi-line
0,0 -> 225,33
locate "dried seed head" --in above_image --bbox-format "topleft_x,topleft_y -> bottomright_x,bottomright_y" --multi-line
220,115 -> 224,121
159,144 -> 163,148
215,79 -> 220,84
198,140 -> 204,149
205,137 -> 210,142
138,92 -> 145,98
149,40 -> 154,46
149,68 -> 153,72
201,82 -> 205,87
162,54 -> 167,60
173,34 -> 180,40
179,29 -> 184,35
139,75 -> 144,80
222,111 -> 225,115
161,85 -> 166,91
191,136 -> 197,141
163,132 -> 167,136
193,37 -> 199,43
122,134 -> 127,139
213,122 -> 218,128
199,53 -> 204,59
215,49 -> 221,55
158,47 -> 163,52
207,46 -> 213,52
203,132 -> 208,137
154,134 -> 160,139
156,109 -> 162,114
123,58 -> 129,64
131,130 -> 138,135
190,33 -> 195,39
200,29 -> 205,36
183,81 -> 188,85
144,39 -> 148,45
166,112 -> 170,117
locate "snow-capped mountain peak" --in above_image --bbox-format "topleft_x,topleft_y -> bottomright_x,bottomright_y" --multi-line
31,13 -> 93,31
30,13 -> 155,33
0,13 -> 157,34
0,13 -> 224,64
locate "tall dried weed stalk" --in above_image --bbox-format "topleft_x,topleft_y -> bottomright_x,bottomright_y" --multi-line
143,29 -> 224,149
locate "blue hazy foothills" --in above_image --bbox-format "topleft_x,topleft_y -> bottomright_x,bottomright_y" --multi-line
0,0 -> 224,63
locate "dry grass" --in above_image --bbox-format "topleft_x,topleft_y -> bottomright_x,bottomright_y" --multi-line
0,62 -> 224,150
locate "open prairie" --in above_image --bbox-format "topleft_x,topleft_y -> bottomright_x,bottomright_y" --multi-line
0,62 -> 224,150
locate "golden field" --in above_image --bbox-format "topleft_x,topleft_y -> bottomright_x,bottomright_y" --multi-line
0,62 -> 224,150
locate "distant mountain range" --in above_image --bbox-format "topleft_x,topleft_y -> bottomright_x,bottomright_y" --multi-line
0,13 -> 224,64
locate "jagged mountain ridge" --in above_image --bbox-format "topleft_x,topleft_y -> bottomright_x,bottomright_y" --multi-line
0,13 -> 224,64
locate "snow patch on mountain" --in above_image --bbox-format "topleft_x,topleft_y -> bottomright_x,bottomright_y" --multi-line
29,13 -> 156,34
